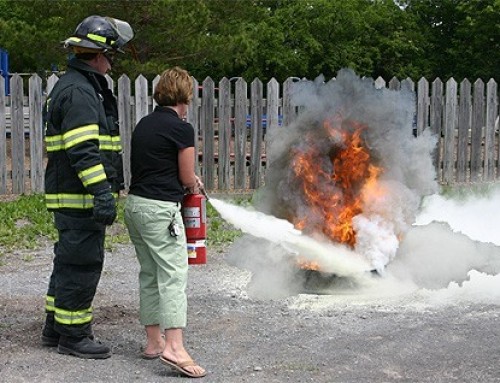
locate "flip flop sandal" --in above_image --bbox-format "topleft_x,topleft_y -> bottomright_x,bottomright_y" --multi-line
159,355 -> 207,378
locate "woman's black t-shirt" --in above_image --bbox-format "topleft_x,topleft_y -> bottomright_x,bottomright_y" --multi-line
128,106 -> 195,202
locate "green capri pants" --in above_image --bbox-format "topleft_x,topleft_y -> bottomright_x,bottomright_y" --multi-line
124,194 -> 188,330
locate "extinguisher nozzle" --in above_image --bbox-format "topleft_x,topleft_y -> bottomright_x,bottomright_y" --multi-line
200,187 -> 210,201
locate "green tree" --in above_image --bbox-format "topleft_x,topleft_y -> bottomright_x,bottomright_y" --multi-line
402,0 -> 499,81
454,0 -> 500,80
0,0 -> 497,82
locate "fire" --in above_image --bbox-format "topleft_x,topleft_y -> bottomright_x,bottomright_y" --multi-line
291,118 -> 382,248
296,258 -> 321,271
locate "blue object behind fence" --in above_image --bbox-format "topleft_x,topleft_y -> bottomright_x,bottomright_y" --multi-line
245,114 -> 283,129
0,48 -> 9,95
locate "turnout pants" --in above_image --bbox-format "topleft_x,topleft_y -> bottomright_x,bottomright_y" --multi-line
45,212 -> 105,338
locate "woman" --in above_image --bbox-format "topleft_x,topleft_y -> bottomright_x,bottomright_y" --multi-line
124,67 -> 206,378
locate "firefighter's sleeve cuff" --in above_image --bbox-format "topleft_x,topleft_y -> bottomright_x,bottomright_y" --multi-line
87,182 -> 112,196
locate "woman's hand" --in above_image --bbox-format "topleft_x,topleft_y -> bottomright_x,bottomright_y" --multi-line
186,175 -> 203,195
195,175 -> 204,190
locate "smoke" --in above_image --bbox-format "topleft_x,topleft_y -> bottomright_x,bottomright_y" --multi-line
255,68 -> 438,271
212,69 -> 499,303
387,221 -> 500,289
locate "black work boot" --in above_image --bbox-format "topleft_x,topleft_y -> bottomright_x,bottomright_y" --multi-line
41,313 -> 59,347
58,336 -> 111,359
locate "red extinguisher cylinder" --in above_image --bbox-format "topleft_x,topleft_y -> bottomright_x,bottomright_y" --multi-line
182,194 -> 207,265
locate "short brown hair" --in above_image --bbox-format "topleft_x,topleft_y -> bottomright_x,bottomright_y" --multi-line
153,66 -> 193,106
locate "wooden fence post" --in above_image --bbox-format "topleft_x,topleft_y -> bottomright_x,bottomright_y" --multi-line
118,74 -> 132,189
374,76 -> 386,89
430,78 -> 444,174
187,76 -> 200,176
470,79 -> 485,182
234,78 -> 248,189
388,77 -> 400,90
416,78 -> 429,136
282,77 -> 296,127
218,77 -> 231,190
457,79 -> 471,183
267,78 -> 280,138
249,78 -> 263,189
484,79 -> 498,181
134,74 -> 149,126
29,74 -> 44,193
46,73 -> 59,95
11,74 -> 25,194
443,78 -> 458,184
201,77 -> 215,189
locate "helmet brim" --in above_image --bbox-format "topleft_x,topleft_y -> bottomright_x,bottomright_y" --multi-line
63,37 -> 104,51
109,18 -> 134,49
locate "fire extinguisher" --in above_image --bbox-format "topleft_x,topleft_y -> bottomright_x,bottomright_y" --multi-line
182,192 -> 207,265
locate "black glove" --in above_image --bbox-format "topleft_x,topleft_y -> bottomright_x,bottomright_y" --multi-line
93,188 -> 117,225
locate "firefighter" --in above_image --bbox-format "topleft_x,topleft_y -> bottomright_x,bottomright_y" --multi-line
41,15 -> 134,359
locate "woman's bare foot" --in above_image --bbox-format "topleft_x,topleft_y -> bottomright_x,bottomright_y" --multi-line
142,325 -> 165,357
160,348 -> 206,378
161,328 -> 206,377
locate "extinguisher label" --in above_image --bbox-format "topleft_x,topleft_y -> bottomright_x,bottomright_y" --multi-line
183,207 -> 200,218
184,217 -> 201,228
187,244 -> 197,258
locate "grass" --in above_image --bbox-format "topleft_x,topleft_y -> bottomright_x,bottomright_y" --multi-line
207,199 -> 244,249
0,193 -> 244,255
440,183 -> 500,200
0,194 -> 56,250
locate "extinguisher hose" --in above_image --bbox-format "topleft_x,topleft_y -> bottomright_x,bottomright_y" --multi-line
200,186 -> 210,201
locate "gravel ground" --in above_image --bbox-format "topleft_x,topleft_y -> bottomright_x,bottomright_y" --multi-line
1,238 -> 500,383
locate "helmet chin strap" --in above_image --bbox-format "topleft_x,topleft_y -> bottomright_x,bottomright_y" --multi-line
102,52 -> 114,66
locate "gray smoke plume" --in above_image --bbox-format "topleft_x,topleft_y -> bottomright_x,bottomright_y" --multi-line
254,68 -> 438,272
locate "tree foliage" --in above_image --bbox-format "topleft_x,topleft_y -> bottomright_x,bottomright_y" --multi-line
0,0 -> 497,82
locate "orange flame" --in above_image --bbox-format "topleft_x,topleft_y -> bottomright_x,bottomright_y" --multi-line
296,258 -> 321,271
291,118 -> 382,248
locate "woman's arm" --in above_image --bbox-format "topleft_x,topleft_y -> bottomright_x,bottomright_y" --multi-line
178,147 -> 199,193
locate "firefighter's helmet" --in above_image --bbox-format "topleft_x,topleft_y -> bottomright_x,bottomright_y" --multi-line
63,15 -> 134,53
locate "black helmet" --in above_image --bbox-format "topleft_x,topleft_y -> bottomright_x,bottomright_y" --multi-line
64,15 -> 134,53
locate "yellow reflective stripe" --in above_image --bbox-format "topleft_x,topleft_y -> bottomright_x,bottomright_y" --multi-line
112,136 -> 122,151
45,135 -> 64,151
45,295 -> 55,312
55,307 -> 93,325
45,193 -> 118,209
45,193 -> 94,209
87,33 -> 116,46
67,37 -> 82,43
87,33 -> 107,43
63,124 -> 99,149
78,164 -> 107,187
46,132 -> 122,152
45,125 -> 99,152
99,135 -> 122,151
99,135 -> 112,150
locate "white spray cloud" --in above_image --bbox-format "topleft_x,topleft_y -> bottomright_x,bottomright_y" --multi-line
212,187 -> 500,306
208,68 -> 500,306
256,68 -> 438,271
210,198 -> 371,277
416,185 -> 500,245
